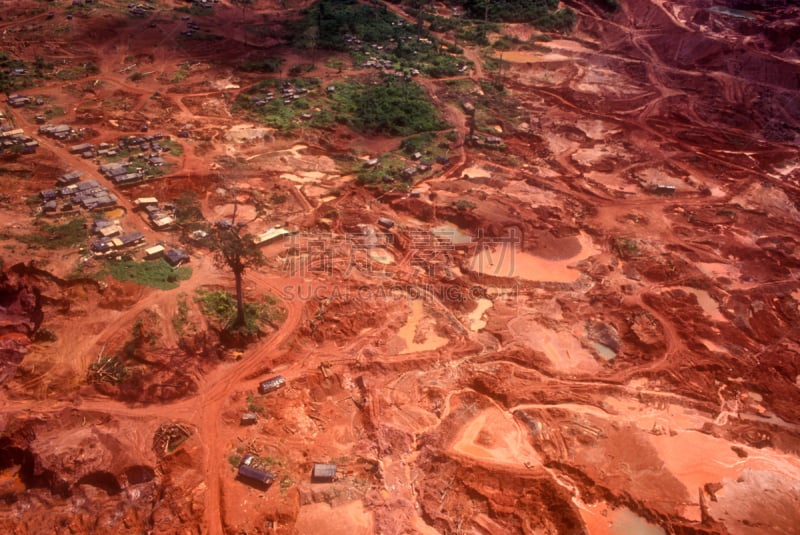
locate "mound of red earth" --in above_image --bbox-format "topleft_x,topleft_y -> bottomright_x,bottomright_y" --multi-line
0,265 -> 44,383
2,0 -> 800,532
0,410 -> 205,533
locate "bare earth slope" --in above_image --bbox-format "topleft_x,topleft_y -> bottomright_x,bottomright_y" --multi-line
1,0 -> 800,534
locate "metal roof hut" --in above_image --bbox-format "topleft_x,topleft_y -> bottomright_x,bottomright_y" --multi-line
237,464 -> 275,487
240,412 -> 258,426
165,248 -> 189,266
312,463 -> 337,483
258,375 -> 286,395
144,245 -> 165,259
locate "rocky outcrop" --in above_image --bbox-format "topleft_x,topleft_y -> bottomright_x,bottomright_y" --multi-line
0,267 -> 44,383
0,411 -> 203,533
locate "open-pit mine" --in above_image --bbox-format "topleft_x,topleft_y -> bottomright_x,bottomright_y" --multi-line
1,0 -> 800,534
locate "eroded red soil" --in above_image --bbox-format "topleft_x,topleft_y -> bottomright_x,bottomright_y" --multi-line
2,0 -> 800,534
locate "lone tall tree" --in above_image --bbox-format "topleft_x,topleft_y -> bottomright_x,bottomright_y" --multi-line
211,186 -> 264,330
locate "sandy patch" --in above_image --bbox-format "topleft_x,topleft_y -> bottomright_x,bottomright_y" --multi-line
649,430 -> 800,521
391,299 -> 448,354
295,500 -> 373,535
225,124 -> 273,143
451,406 -> 542,467
508,318 -> 601,373
469,232 -> 598,282
467,298 -> 492,332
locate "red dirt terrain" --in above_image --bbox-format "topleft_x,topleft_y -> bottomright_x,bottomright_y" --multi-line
2,0 -> 800,534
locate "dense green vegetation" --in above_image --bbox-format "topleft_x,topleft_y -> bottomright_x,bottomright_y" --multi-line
296,0 -> 402,51
294,0 -> 469,78
104,259 -> 192,290
0,53 -> 53,93
236,75 -> 446,136
19,217 -> 87,250
233,77 -> 326,132
333,77 -> 447,136
461,0 -> 577,32
531,8 -> 577,32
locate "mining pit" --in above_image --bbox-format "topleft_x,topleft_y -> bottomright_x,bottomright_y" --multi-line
2,0 -> 800,534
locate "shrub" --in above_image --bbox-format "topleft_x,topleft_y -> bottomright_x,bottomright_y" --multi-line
239,57 -> 284,73
88,355 -> 129,384
288,63 -> 315,76
456,25 -> 490,46
19,217 -> 86,250
400,132 -> 435,155
174,192 -> 204,227
614,237 -> 639,258
428,15 -> 460,32
105,259 -> 192,290
195,289 -> 283,335
246,395 -> 265,414
33,328 -> 58,343
270,192 -> 289,205
172,293 -> 189,335
492,35 -> 522,50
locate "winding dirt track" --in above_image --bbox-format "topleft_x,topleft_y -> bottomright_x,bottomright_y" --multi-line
2,267 -> 308,535
195,274 -> 308,534
3,0 -> 800,533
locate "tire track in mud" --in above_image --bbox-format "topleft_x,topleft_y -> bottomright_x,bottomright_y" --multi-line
194,273 -> 306,535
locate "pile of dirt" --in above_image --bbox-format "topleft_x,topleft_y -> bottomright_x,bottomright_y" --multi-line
0,410 -> 160,533
88,310 -> 211,404
0,267 -> 44,383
